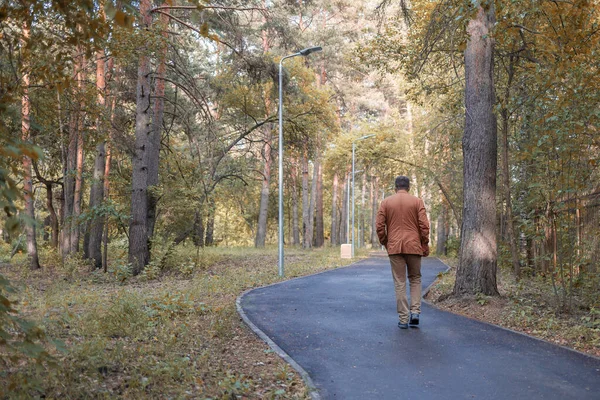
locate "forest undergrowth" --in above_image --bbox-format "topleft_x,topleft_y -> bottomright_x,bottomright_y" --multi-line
428,258 -> 600,358
0,243 -> 363,399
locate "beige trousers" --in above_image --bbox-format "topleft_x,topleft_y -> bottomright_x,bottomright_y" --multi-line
389,254 -> 422,323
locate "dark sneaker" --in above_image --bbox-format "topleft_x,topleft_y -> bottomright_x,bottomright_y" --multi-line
398,322 -> 409,329
409,313 -> 420,326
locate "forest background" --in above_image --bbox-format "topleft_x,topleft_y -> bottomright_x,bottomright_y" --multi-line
1,0 -> 599,398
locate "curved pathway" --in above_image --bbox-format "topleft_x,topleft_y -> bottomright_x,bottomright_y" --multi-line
239,256 -> 600,400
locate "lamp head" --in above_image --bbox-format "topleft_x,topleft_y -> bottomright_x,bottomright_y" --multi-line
355,134 -> 376,142
299,46 -> 323,56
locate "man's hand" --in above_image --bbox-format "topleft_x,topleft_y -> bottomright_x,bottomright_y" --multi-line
422,244 -> 430,257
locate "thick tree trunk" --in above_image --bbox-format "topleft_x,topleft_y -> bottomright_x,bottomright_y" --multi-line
129,0 -> 153,275
291,158 -> 300,245
147,5 -> 169,243
255,126 -> 272,247
87,142 -> 105,268
302,143 -> 310,248
331,172 -> 339,246
70,111 -> 84,254
315,160 -> 324,247
255,10 -> 272,248
454,4 -> 499,296
20,21 -> 40,270
87,43 -> 107,268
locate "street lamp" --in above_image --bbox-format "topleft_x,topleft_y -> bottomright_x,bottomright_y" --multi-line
278,46 -> 322,277
352,134 -> 376,257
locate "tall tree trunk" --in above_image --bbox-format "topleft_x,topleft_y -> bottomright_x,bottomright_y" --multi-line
129,0 -> 153,275
87,142 -> 105,268
102,144 -> 111,273
291,157 -> 300,245
454,3 -> 499,296
147,4 -> 169,243
20,20 -> 40,270
360,171 -> 366,248
87,38 -> 107,268
302,142 -> 310,248
500,55 -> 521,278
315,159 -> 324,247
102,65 -> 116,273
62,78 -> 79,255
307,158 -> 318,247
339,171 -> 349,244
70,51 -> 85,254
254,16 -> 272,248
331,172 -> 339,246
255,126 -> 272,247
371,176 -> 379,245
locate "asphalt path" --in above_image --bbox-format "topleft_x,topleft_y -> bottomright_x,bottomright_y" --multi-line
239,256 -> 600,400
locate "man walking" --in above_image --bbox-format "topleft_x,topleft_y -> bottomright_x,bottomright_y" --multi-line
376,176 -> 430,329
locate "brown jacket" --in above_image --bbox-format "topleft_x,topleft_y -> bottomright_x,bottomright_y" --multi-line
376,190 -> 430,256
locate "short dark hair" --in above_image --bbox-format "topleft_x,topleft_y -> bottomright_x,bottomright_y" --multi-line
395,176 -> 410,190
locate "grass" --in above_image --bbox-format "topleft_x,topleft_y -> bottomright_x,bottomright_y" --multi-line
1,244 -> 366,399
427,258 -> 600,357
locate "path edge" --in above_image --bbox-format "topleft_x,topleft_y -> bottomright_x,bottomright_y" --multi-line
424,258 -> 600,362
236,290 -> 321,400
235,255 -> 372,400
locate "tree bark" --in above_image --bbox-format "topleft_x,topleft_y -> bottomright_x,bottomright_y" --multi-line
70,50 -> 85,254
500,55 -> 521,278
360,171 -> 366,248
339,171 -> 349,244
331,172 -> 339,246
87,142 -> 105,268
46,183 -> 59,248
315,160 -> 324,247
436,201 -> 448,255
87,38 -> 107,268
192,210 -> 205,248
255,126 -> 272,247
291,157 -> 300,245
20,20 -> 40,270
254,16 -> 273,248
302,142 -> 311,248
371,176 -> 379,245
454,3 -> 499,296
147,4 -> 169,243
205,198 -> 215,246
306,158 -> 318,248
62,71 -> 79,256
102,76 -> 116,273
129,0 -> 153,275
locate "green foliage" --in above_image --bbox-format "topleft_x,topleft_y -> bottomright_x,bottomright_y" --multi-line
110,261 -> 133,284
0,273 -> 62,389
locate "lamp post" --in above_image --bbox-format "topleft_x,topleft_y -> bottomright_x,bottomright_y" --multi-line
278,46 -> 322,277
351,134 -> 375,257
